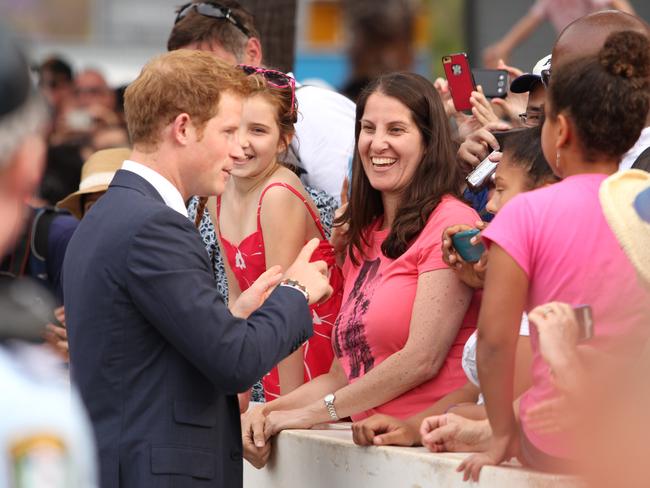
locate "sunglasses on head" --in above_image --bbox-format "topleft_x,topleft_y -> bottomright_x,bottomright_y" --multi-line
175,2 -> 250,38
239,65 -> 297,114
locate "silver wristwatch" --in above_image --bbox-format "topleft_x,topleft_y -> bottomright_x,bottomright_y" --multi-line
323,393 -> 339,421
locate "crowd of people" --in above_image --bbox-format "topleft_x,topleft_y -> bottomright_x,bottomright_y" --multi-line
1,1 -> 650,488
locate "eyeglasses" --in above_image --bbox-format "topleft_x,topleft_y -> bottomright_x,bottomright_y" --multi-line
518,109 -> 544,127
175,2 -> 251,38
238,65 -> 296,115
541,68 -> 551,88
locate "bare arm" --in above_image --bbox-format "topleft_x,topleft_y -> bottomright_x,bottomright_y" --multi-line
458,244 -> 527,479
483,11 -> 544,67
477,244 -> 527,438
265,269 -> 473,433
260,186 -> 314,394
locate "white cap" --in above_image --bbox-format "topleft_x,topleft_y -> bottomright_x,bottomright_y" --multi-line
510,54 -> 552,93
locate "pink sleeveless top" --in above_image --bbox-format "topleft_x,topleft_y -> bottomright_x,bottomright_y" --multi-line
218,182 -> 343,400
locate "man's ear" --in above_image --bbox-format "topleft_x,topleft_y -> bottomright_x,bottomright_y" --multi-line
172,113 -> 192,145
243,37 -> 263,66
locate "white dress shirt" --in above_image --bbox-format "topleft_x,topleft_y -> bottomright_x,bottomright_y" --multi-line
286,74 -> 355,205
121,160 -> 188,218
620,126 -> 650,171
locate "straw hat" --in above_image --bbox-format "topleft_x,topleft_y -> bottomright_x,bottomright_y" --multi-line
599,169 -> 650,287
57,147 -> 130,219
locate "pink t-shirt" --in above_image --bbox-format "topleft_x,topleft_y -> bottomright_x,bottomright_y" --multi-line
530,0 -> 611,33
334,195 -> 481,421
483,173 -> 650,458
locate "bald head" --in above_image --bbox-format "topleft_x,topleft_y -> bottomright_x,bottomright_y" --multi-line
553,10 -> 650,70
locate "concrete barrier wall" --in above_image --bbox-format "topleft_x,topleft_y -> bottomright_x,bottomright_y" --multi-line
244,423 -> 581,488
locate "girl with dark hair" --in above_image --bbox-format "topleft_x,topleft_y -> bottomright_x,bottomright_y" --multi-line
460,30 -> 650,479
242,72 -> 481,441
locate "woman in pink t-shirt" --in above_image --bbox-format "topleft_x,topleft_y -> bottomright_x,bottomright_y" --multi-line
460,31 -> 650,479
242,72 -> 481,440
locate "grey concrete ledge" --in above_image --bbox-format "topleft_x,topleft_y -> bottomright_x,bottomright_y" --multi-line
244,423 -> 582,488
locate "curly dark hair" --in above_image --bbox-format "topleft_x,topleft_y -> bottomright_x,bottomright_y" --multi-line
548,30 -> 650,162
336,72 -> 463,265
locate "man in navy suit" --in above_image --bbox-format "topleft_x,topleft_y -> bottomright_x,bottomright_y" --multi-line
63,50 -> 332,488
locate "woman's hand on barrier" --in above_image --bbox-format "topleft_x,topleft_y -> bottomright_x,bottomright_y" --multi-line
420,414 -> 492,453
351,414 -> 420,447
264,408 -> 316,438
231,265 -> 283,318
457,431 -> 518,482
241,405 -> 272,468
242,405 -> 269,446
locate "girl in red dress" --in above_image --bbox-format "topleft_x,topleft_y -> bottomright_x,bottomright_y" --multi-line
215,67 -> 342,401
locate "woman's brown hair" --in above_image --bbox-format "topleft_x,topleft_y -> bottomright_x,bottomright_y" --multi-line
336,71 -> 463,265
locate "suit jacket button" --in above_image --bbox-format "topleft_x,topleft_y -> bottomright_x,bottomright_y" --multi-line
230,450 -> 242,461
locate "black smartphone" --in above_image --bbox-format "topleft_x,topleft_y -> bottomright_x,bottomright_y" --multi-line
472,69 -> 508,99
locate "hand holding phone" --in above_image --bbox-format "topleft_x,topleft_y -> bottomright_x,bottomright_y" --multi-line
472,69 -> 509,99
442,53 -> 476,112
466,151 -> 499,191
451,228 -> 486,263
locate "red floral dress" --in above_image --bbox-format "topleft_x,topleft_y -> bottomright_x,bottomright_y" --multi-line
218,182 -> 343,400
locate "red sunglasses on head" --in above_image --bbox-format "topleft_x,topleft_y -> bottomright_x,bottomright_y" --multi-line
238,65 -> 296,115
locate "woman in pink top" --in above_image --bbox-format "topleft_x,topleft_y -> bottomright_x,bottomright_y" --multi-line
461,31 -> 650,479
242,72 -> 481,444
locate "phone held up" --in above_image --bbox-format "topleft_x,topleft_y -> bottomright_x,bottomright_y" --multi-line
466,152 -> 498,191
472,69 -> 509,99
442,53 -> 476,112
451,228 -> 486,263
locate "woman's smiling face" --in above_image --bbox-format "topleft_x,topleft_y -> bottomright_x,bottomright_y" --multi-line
357,91 -> 425,198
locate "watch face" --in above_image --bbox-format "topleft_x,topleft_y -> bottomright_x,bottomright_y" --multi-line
324,393 -> 335,403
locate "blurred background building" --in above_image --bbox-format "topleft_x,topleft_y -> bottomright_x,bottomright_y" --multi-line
2,0 -> 649,91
